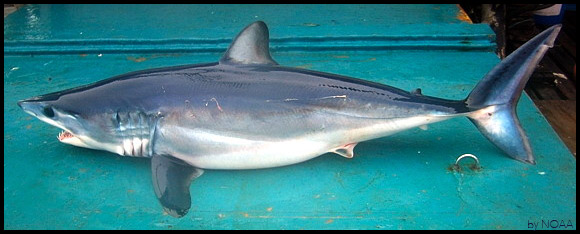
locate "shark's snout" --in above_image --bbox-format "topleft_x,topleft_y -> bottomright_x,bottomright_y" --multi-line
19,99 -> 86,148
18,99 -> 63,133
18,97 -> 119,152
18,99 -> 47,118
18,99 -> 61,123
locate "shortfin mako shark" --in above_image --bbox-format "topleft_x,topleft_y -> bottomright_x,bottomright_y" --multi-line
18,21 -> 561,217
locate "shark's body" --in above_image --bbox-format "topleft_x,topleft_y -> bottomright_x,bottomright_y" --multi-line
18,21 -> 561,217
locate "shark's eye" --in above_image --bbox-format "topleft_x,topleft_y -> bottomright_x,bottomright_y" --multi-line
43,106 -> 55,118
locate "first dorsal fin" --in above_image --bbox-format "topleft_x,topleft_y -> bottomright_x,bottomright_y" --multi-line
219,21 -> 279,65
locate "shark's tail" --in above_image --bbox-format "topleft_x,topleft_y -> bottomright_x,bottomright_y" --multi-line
464,25 -> 561,164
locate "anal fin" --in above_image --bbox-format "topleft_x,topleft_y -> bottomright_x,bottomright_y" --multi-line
151,155 -> 203,218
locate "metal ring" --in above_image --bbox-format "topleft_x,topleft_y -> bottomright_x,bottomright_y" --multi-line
455,153 -> 480,166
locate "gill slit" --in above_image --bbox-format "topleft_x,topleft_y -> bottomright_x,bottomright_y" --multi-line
115,111 -> 125,156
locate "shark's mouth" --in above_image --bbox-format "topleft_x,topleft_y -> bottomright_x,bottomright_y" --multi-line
56,130 -> 93,149
57,130 -> 75,142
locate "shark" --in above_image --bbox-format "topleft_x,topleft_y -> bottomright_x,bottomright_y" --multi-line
18,21 -> 561,217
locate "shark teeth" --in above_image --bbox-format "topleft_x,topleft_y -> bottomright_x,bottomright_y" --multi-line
57,130 -> 74,141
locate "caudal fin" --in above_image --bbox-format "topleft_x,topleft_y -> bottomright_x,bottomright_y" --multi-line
465,25 -> 561,164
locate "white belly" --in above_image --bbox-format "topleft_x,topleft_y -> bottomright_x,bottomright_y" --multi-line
155,114 -> 455,170
176,133 -> 331,170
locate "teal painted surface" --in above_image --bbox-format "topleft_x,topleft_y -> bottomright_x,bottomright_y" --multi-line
4,4 -> 576,230
4,4 -> 495,54
4,4 -> 472,40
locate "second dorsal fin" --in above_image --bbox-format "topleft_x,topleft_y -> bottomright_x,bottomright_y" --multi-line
219,21 -> 279,65
411,88 -> 422,95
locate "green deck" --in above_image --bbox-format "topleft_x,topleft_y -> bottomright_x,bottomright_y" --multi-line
4,4 -> 576,230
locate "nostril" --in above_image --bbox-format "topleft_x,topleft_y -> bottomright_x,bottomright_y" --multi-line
43,106 -> 55,118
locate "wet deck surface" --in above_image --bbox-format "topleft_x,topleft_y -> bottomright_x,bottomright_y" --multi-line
524,10 -> 576,157
4,4 -> 576,230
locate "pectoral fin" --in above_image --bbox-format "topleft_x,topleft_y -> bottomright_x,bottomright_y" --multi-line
151,154 -> 203,218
